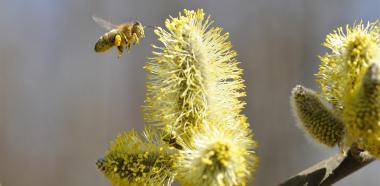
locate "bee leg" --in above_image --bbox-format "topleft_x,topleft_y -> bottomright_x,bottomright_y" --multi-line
120,33 -> 128,45
117,45 -> 123,58
132,33 -> 139,44
125,43 -> 131,53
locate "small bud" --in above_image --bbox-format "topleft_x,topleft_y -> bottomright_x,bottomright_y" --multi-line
291,85 -> 345,147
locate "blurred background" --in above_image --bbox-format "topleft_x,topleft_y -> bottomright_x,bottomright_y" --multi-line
0,0 -> 379,185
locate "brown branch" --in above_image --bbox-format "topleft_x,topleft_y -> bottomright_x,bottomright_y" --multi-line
278,147 -> 374,186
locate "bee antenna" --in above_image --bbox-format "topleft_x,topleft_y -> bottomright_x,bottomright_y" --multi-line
146,25 -> 157,29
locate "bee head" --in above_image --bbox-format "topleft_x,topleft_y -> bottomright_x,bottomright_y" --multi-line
132,21 -> 145,38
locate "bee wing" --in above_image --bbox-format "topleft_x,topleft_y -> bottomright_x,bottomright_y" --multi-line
92,16 -> 118,30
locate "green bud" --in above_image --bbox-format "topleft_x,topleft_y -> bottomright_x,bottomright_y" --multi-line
291,85 -> 345,147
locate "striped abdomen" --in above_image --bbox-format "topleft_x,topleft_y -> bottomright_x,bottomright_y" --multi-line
94,29 -> 118,52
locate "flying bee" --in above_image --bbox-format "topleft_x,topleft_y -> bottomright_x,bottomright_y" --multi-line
92,16 -> 147,57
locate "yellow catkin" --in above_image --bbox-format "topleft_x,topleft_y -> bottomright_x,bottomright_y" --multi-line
96,126 -> 177,186
316,21 -> 380,158
343,63 -> 380,158
97,9 -> 258,185
144,9 -> 246,138
177,118 -> 258,186
144,9 -> 258,185
317,21 -> 380,111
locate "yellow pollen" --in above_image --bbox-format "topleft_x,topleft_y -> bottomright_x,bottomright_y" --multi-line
115,34 -> 122,46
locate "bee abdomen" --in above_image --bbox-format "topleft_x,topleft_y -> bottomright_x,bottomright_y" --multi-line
94,30 -> 117,52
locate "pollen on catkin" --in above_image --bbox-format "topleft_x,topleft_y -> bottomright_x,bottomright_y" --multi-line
317,21 -> 380,110
343,62 -> 380,158
96,126 -> 177,186
291,85 -> 345,147
177,118 -> 258,186
144,9 -> 247,139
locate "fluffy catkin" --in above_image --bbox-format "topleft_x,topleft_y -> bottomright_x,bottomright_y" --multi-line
177,117 -> 258,186
315,21 -> 380,156
317,21 -> 380,111
144,9 -> 246,138
144,9 -> 258,185
96,126 -> 177,186
343,63 -> 380,158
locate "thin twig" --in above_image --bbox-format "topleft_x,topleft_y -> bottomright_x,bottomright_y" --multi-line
278,147 -> 374,186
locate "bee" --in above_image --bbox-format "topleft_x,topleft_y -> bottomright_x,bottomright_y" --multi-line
92,16 -> 146,57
